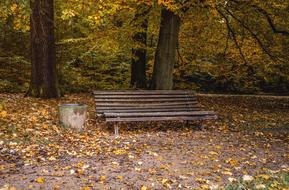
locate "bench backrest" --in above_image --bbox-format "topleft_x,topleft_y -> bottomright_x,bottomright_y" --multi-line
94,90 -> 200,113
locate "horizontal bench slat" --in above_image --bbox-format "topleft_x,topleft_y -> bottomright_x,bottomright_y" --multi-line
96,108 -> 201,113
94,94 -> 196,99
96,105 -> 201,110
106,115 -> 217,122
104,111 -> 215,117
95,102 -> 198,107
94,98 -> 196,102
93,90 -> 193,95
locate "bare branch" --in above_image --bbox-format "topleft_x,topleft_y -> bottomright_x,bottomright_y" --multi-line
217,8 -> 249,66
252,5 -> 289,36
222,7 -> 276,60
229,0 -> 289,36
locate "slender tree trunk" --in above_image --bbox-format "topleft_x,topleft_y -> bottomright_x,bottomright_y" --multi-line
131,8 -> 149,89
27,0 -> 60,98
151,8 -> 181,90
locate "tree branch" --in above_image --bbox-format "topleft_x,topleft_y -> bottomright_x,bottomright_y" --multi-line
217,8 -> 249,67
252,5 -> 289,36
222,7 -> 276,60
229,0 -> 289,36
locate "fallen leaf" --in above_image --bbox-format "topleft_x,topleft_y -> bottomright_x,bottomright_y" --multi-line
35,177 -> 45,183
228,177 -> 237,182
81,187 -> 91,190
255,184 -> 266,189
112,148 -> 127,155
116,175 -> 123,180
257,174 -> 270,180
140,185 -> 147,190
242,175 -> 254,182
209,151 -> 219,156
99,175 -> 106,183
222,171 -> 233,176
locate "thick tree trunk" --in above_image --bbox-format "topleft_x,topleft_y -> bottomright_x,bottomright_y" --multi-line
151,8 -> 181,90
27,0 -> 60,98
131,8 -> 149,89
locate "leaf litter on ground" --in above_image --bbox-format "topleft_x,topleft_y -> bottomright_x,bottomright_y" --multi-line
0,93 -> 288,189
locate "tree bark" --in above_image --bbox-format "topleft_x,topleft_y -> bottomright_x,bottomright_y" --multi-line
27,0 -> 60,98
151,8 -> 181,90
131,8 -> 149,89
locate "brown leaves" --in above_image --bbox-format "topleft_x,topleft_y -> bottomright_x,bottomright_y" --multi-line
0,94 -> 288,189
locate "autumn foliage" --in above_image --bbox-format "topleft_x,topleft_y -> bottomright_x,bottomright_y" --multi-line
0,0 -> 288,93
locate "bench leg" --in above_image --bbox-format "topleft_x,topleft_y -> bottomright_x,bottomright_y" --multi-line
196,121 -> 204,130
186,120 -> 204,130
114,124 -> 120,137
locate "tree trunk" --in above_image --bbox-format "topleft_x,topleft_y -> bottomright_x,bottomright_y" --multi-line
131,8 -> 149,89
27,0 -> 60,98
151,8 -> 181,90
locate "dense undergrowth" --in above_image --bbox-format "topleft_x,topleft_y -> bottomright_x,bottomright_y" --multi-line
1,49 -> 288,95
1,1 -> 289,95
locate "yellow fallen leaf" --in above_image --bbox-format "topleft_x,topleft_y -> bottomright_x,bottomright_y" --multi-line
200,184 -> 209,189
215,145 -> 222,149
162,179 -> 172,188
53,185 -> 60,190
76,162 -> 84,168
99,175 -> 106,183
116,175 -> 123,180
0,111 -> 7,118
226,159 -> 238,166
112,148 -> 127,155
81,187 -> 91,190
10,4 -> 18,12
257,174 -> 270,180
35,177 -> 45,183
159,165 -> 168,170
209,151 -> 219,156
77,169 -> 84,175
8,187 -> 17,190
42,124 -> 48,129
140,185 -> 147,190
195,178 -> 209,184
270,180 -> 279,188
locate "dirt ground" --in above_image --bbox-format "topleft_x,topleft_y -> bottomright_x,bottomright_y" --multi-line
0,93 -> 288,190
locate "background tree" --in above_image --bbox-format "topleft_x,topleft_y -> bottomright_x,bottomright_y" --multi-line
0,0 -> 288,94
151,7 -> 181,90
131,5 -> 150,89
27,0 -> 60,98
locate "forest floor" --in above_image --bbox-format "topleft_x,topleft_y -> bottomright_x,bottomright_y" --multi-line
0,93 -> 288,190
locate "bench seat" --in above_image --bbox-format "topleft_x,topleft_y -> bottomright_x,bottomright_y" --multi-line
93,90 -> 217,135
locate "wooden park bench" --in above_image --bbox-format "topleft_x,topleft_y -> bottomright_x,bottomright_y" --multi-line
93,90 -> 217,136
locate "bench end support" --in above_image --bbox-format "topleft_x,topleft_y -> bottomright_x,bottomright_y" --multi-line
114,125 -> 119,137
